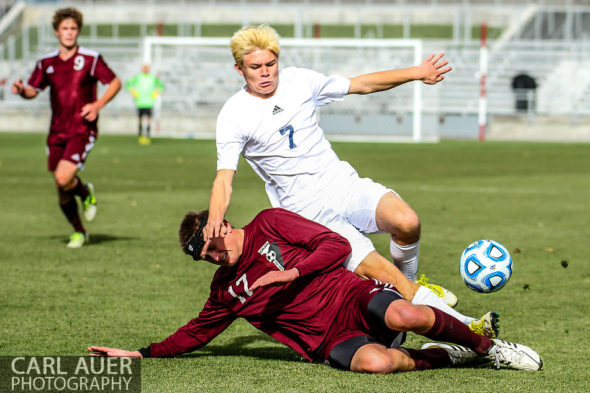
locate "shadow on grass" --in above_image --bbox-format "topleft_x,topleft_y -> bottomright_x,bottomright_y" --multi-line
49,234 -> 139,245
181,334 -> 300,362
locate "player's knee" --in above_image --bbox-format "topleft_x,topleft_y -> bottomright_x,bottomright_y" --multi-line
354,351 -> 395,374
378,195 -> 421,242
406,308 -> 431,331
396,209 -> 421,243
387,303 -> 430,331
54,173 -> 74,190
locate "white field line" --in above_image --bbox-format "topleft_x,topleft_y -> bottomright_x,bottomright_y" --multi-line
2,177 -> 587,195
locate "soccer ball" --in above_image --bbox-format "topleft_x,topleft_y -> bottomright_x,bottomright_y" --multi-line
459,240 -> 512,293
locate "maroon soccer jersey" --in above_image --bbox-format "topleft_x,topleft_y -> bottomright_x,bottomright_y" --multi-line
27,46 -> 116,136
148,208 -> 394,362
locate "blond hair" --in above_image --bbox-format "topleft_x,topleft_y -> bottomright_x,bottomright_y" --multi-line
230,24 -> 280,67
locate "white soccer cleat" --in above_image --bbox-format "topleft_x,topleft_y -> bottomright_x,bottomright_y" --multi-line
67,232 -> 88,248
487,339 -> 543,371
416,274 -> 459,308
421,342 -> 480,366
83,183 -> 97,222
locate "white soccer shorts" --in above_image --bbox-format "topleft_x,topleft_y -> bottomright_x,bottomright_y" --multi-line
297,161 -> 398,272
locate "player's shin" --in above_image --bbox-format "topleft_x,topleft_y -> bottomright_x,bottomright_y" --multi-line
58,188 -> 85,234
412,285 -> 474,325
403,347 -> 452,370
389,239 -> 419,281
72,176 -> 89,200
424,307 -> 492,355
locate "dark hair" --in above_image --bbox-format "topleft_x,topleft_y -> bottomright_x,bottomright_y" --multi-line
178,210 -> 209,252
52,8 -> 83,31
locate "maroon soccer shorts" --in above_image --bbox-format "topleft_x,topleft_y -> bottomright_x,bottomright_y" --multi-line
46,132 -> 96,172
321,281 -> 405,370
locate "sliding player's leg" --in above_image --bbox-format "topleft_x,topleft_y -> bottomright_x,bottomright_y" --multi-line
355,252 -> 497,336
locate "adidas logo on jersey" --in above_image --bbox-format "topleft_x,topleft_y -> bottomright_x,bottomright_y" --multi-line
46,66 -> 54,74
272,105 -> 284,115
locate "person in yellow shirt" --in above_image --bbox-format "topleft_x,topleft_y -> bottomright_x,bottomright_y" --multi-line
125,64 -> 163,145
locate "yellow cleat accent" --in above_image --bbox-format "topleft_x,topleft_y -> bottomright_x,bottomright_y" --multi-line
416,274 -> 459,308
469,311 -> 500,338
82,183 -> 97,222
67,232 -> 88,248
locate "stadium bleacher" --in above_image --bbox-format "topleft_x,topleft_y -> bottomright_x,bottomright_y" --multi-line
1,0 -> 590,140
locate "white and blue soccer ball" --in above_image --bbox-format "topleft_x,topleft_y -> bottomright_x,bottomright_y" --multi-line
459,240 -> 512,293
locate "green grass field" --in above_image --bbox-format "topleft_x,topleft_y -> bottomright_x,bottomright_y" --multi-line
0,133 -> 588,392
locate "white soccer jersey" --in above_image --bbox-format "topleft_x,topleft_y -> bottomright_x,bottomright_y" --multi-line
216,67 -> 351,211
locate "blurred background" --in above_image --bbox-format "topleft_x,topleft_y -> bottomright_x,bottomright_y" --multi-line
1,0 -> 589,142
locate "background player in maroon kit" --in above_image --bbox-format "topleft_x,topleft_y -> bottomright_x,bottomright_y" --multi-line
11,8 -> 121,248
88,208 -> 542,373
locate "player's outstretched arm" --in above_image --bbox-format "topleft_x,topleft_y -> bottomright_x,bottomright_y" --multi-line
348,53 -> 452,95
205,169 -> 235,239
81,77 -> 122,121
250,268 -> 300,292
11,78 -> 38,99
87,346 -> 142,358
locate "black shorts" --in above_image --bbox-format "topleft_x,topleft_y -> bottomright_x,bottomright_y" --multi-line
137,108 -> 153,117
326,289 -> 405,371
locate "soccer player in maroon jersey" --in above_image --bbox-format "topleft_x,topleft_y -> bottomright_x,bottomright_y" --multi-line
11,8 -> 121,248
88,208 -> 542,372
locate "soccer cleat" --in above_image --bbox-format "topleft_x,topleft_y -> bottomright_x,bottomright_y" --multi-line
416,274 -> 458,308
83,183 -> 97,222
67,232 -> 88,248
469,311 -> 500,338
421,342 -> 480,366
487,339 -> 543,371
138,136 -> 151,145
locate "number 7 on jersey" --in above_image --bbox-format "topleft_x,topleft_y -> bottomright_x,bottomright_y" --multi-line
279,125 -> 296,149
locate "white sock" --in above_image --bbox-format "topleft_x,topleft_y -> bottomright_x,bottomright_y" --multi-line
412,286 -> 476,325
390,239 -> 419,281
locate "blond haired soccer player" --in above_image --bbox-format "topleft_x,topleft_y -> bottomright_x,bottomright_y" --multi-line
205,25 -> 496,335
12,8 -> 121,248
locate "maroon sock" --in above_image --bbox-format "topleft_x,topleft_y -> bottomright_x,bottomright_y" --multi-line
425,307 -> 492,355
71,177 -> 89,200
405,348 -> 452,370
58,190 -> 85,234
